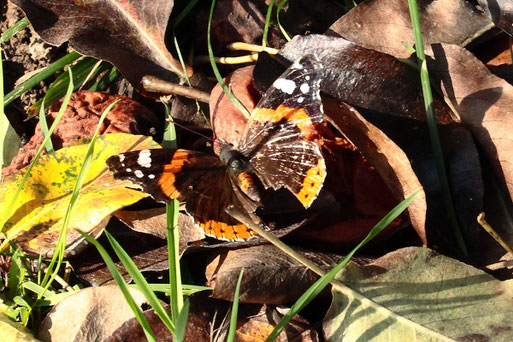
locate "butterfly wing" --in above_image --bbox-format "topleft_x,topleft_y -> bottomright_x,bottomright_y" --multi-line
106,149 -> 255,240
238,55 -> 326,208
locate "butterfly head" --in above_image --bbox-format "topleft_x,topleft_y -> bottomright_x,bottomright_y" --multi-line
219,143 -> 249,173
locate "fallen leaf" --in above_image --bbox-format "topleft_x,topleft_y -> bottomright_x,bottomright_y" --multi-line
327,0 -> 493,58
105,293 -> 318,342
428,43 -> 513,203
324,247 -> 513,341
0,134 -> 160,257
322,99 -> 427,245
11,0 -> 187,87
37,285 -> 148,342
275,34 -> 456,124
205,244 -> 346,304
115,208 -> 205,248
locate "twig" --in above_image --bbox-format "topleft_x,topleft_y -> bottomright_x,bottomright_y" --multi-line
194,54 -> 259,65
477,212 -> 513,255
141,76 -> 210,103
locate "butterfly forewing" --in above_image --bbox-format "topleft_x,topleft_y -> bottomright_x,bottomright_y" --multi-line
106,148 -> 255,240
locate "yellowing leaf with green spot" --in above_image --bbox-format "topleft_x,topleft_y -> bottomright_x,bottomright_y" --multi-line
0,133 -> 161,257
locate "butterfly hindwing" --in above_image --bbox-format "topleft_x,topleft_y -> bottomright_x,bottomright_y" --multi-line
238,55 -> 326,208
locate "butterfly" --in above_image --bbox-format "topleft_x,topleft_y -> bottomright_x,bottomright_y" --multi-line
106,55 -> 327,241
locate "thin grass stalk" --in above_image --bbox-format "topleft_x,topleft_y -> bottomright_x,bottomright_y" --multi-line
0,17 -> 30,43
163,113 -> 184,327
407,0 -> 467,255
276,0 -> 291,41
4,51 -> 81,106
208,0 -> 252,118
0,44 -> 5,182
227,268 -> 244,342
262,0 -> 275,48
38,98 -> 53,153
171,0 -> 209,126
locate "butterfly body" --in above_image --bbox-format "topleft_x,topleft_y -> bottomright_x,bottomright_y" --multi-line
107,55 -> 327,241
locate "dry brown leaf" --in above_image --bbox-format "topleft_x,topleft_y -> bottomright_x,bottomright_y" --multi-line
37,286 -> 148,341
327,0 -> 492,58
205,244 -> 345,304
428,43 -> 513,202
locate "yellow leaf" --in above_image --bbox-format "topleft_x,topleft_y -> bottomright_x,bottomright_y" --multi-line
0,302 -> 40,342
0,133 -> 161,257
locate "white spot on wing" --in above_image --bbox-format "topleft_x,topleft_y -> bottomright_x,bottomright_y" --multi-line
148,174 -> 155,179
300,83 -> 310,94
118,154 -> 125,162
134,170 -> 144,178
273,78 -> 296,95
137,149 -> 152,168
297,96 -> 304,103
126,168 -> 132,172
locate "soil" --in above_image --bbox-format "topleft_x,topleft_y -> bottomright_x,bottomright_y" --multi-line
1,0 -> 65,139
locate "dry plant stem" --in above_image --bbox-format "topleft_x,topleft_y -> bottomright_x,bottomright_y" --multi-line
227,42 -> 279,54
39,262 -> 73,292
195,54 -> 259,65
477,212 -> 513,255
141,75 -> 210,103
485,260 -> 513,271
228,207 -> 456,341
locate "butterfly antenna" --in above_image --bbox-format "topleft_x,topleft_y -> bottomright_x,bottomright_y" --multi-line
165,118 -> 215,143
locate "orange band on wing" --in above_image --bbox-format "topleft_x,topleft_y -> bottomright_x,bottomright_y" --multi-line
157,151 -> 193,199
295,158 -> 326,208
199,220 -> 255,241
251,106 -> 317,139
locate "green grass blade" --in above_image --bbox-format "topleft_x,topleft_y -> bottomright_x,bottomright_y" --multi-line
30,57 -> 107,113
38,97 -> 53,154
4,51 -> 81,106
78,231 -> 156,342
264,191 -> 419,342
407,0 -> 467,256
174,298 -> 190,342
88,66 -> 119,91
163,108 -> 185,332
6,249 -> 26,301
0,43 -> 5,181
227,268 -> 244,342
0,17 -> 30,43
105,230 -> 175,333
39,98 -> 119,293
208,0 -> 252,119
0,68 -> 74,237
262,0 -> 275,48
276,0 -> 291,41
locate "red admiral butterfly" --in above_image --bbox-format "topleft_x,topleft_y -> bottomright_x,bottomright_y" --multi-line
107,55 -> 326,240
